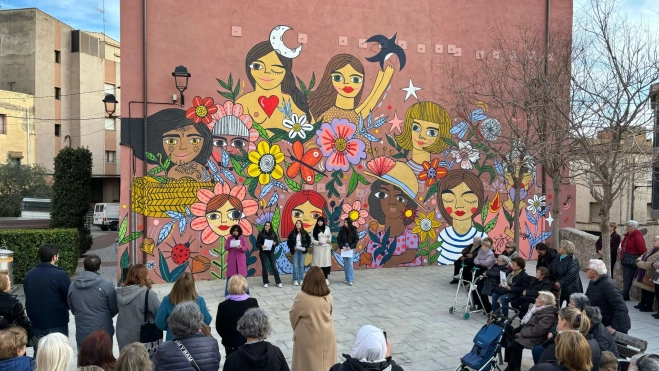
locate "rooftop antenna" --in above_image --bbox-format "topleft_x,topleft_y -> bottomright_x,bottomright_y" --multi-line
94,0 -> 107,41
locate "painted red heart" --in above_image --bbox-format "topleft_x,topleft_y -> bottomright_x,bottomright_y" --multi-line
258,95 -> 279,118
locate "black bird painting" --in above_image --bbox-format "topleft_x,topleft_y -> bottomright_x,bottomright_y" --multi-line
365,33 -> 407,71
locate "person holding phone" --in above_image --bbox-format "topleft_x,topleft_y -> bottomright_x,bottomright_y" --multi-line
337,218 -> 358,286
256,221 -> 282,288
287,220 -> 311,286
225,224 -> 248,296
330,325 -> 404,371
311,217 -> 333,285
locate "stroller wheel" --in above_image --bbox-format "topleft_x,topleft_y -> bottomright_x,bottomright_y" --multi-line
449,306 -> 454,314
463,312 -> 470,320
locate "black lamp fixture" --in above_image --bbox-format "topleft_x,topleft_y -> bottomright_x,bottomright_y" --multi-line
172,65 -> 191,106
102,93 -> 118,117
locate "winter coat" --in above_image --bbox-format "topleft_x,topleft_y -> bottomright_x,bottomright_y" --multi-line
514,305 -> 558,349
482,264 -> 510,296
155,295 -> 212,341
495,269 -> 531,301
287,230 -> 311,254
621,229 -> 647,257
225,235 -> 248,277
215,297 -> 259,348
289,292 -> 337,371
461,243 -> 482,257
596,232 -> 621,258
337,226 -> 358,250
311,226 -> 333,268
0,356 -> 33,371
0,291 -> 33,339
223,341 -> 290,371
115,285 -> 160,350
474,248 -> 495,269
633,247 -> 659,292
589,322 -> 618,357
330,355 -> 405,371
501,249 -> 519,261
67,271 -> 118,347
549,254 -> 583,297
538,334 -> 601,371
524,278 -> 553,298
530,364 -> 567,371
585,274 -> 631,333
153,333 -> 220,371
256,231 -> 280,253
23,263 -> 71,329
537,249 -> 558,276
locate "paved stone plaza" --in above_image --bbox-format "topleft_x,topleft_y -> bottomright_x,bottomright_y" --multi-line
15,233 -> 659,370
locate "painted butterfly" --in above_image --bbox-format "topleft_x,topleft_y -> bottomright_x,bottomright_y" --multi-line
286,141 -> 322,184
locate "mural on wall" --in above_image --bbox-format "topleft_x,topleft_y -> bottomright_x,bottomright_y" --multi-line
119,24 -> 572,282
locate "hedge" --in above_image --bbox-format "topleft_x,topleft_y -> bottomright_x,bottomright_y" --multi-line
0,229 -> 79,283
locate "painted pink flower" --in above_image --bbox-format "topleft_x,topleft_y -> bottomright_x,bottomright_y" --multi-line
366,156 -> 395,176
316,118 -> 367,172
210,101 -> 259,152
190,183 -> 258,244
450,140 -> 480,170
340,200 -> 369,227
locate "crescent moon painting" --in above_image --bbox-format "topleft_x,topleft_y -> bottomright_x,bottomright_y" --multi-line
269,25 -> 302,59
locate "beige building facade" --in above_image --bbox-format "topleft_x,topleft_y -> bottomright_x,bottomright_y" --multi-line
0,90 -> 35,165
0,8 -> 120,202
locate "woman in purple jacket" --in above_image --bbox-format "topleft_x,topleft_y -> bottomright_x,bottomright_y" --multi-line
225,225 -> 249,297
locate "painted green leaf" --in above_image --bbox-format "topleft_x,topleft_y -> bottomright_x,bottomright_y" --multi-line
386,135 -> 397,148
425,183 -> 439,200
231,158 -> 247,177
285,178 -> 302,192
503,207 -> 514,227
145,152 -> 157,162
255,224 -> 264,232
119,231 -> 143,245
119,217 -> 128,240
392,153 -> 407,159
417,248 -> 429,256
474,161 -> 482,172
309,72 -> 316,90
296,77 -> 308,96
347,171 -> 359,197
247,268 -> 256,277
272,207 -> 281,232
419,241 -> 429,249
219,91 -> 233,100
430,250 -> 441,265
163,157 -> 172,170
484,214 -> 499,233
120,249 -> 129,269
431,241 -> 443,250
441,137 -> 457,148
227,73 -> 233,89
270,131 -> 288,143
232,84 -> 240,101
211,271 -> 221,280
147,166 -> 164,175
169,262 -> 189,282
152,176 -> 168,184
357,173 -> 370,185
473,221 -> 484,232
158,250 -> 171,283
314,173 -> 323,183
481,197 -> 489,223
253,122 -> 270,140
248,179 -> 258,198
474,143 -> 489,153
325,181 -> 339,199
481,165 -> 496,183
216,78 -> 230,90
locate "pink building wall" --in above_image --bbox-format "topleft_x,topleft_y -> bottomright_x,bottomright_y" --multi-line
118,0 -> 575,283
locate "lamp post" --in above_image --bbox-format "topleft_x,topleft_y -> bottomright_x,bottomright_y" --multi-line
102,93 -> 118,117
172,65 -> 191,106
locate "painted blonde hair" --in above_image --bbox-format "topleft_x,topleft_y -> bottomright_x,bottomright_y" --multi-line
395,101 -> 452,154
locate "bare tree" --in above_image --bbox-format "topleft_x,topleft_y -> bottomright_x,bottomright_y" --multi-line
556,0 -> 659,270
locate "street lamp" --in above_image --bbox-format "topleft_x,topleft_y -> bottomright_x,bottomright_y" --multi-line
102,93 -> 118,117
172,65 -> 191,106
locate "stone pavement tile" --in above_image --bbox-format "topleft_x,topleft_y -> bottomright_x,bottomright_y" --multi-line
397,359 -> 443,371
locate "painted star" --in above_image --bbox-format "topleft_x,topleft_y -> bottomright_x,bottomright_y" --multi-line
401,78 -> 421,102
545,211 -> 554,227
388,111 -> 404,133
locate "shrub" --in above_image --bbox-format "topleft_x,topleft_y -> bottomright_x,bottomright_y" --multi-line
0,229 -> 78,283
51,147 -> 93,254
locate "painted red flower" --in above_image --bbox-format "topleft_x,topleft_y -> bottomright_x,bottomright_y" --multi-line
418,158 -> 448,186
186,96 -> 218,125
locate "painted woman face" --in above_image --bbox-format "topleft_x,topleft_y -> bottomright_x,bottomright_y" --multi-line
331,64 -> 364,99
291,201 -> 322,232
410,119 -> 440,152
205,200 -> 245,237
212,135 -> 249,158
441,182 -> 479,223
373,183 -> 409,220
163,125 -> 204,165
249,51 -> 286,90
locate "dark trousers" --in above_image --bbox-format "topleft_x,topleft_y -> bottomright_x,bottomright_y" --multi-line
510,296 -> 536,318
611,254 -> 617,277
504,327 -> 525,369
32,326 -> 69,355
260,251 -> 281,285
655,284 -> 659,312
225,346 -> 239,357
640,289 -> 655,309
321,266 -> 331,278
454,258 -> 465,276
622,266 -> 636,299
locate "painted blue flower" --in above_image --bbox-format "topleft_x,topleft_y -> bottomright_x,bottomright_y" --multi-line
146,261 -> 155,270
255,211 -> 274,226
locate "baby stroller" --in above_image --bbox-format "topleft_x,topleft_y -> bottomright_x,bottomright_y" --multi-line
455,307 -> 519,371
449,264 -> 485,320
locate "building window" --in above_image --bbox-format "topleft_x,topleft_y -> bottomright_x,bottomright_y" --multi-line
10,158 -> 20,166
55,50 -> 61,64
104,83 -> 115,96
105,151 -> 116,163
55,124 -> 61,137
0,114 -> 5,134
648,203 -> 656,222
104,118 -> 115,131
54,87 -> 61,100
589,202 -> 601,222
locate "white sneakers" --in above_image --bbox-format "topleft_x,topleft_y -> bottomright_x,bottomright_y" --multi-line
349,282 -> 354,286
263,283 -> 269,288
325,279 -> 330,286
277,283 -> 282,288
293,281 -> 299,286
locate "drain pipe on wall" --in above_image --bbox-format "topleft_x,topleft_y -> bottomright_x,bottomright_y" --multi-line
139,0 -> 148,265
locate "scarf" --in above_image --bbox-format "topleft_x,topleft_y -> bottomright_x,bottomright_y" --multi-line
521,304 -> 547,325
351,325 -> 387,363
507,269 -> 520,286
226,293 -> 250,301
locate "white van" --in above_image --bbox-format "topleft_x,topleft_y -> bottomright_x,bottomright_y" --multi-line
93,203 -> 120,231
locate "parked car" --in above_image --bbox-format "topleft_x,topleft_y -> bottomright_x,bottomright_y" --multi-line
93,203 -> 120,231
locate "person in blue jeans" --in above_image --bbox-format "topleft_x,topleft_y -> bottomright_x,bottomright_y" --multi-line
337,218 -> 358,286
287,220 -> 311,286
492,257 -> 530,316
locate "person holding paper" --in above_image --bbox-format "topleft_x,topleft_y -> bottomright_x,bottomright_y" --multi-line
256,221 -> 282,288
337,218 -> 359,286
225,225 -> 248,296
287,220 -> 311,286
311,217 -> 333,286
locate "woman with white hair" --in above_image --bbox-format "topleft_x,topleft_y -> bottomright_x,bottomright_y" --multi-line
34,332 -> 74,371
632,236 -> 659,312
223,308 -> 289,371
549,240 -> 583,306
620,220 -> 647,301
568,293 -> 590,311
330,325 -> 404,371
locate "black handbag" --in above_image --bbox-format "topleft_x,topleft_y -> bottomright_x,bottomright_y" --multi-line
621,252 -> 639,268
139,289 -> 163,356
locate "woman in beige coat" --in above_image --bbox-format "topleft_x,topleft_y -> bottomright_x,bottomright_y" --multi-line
311,217 -> 333,285
633,236 -> 659,312
289,266 -> 337,371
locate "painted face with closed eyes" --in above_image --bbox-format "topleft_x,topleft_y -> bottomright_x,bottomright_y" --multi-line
410,119 -> 440,152
441,182 -> 479,222
248,51 -> 286,90
373,183 -> 409,220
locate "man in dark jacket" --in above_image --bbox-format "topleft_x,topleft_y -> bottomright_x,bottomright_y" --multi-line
22,243 -> 71,353
585,259 -> 631,334
0,272 -> 32,340
68,255 -> 118,349
535,243 -> 557,278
